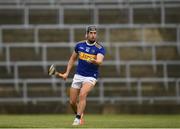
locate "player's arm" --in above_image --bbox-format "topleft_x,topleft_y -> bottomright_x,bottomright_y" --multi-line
58,51 -> 78,80
89,53 -> 104,65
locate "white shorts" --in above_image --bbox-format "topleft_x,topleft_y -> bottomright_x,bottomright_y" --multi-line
71,74 -> 97,89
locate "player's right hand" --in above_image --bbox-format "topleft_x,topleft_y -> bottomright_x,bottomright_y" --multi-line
58,72 -> 68,80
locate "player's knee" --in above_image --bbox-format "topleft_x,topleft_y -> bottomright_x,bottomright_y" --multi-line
69,99 -> 76,105
79,92 -> 88,100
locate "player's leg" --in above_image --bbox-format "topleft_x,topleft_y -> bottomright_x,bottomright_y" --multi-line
69,87 -> 80,114
71,74 -> 83,125
70,74 -> 82,114
77,82 -> 95,115
73,82 -> 95,125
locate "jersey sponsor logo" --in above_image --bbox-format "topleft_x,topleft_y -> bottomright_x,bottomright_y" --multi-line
79,52 -> 96,61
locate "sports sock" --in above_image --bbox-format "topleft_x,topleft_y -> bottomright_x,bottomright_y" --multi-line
76,114 -> 81,119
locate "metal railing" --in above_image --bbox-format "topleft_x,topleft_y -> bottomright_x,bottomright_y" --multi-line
0,78 -> 179,104
0,25 -> 180,55
0,0 -> 180,6
0,1 -> 179,104
0,42 -> 179,104
0,2 -> 180,26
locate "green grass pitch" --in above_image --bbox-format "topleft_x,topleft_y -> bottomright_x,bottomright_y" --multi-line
0,114 -> 179,128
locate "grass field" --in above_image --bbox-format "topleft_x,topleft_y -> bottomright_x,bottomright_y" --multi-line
0,114 -> 179,128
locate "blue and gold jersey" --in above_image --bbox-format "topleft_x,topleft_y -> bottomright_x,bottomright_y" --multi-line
74,41 -> 105,79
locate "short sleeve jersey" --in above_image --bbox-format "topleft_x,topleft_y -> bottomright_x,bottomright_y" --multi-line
74,41 -> 105,79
